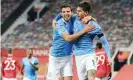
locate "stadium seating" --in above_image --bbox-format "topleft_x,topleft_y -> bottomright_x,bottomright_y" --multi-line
1,0 -> 133,53
1,0 -> 133,79
1,0 -> 23,24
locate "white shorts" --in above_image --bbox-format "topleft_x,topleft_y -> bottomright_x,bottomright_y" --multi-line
47,55 -> 57,80
3,77 -> 17,80
47,55 -> 73,80
23,77 -> 37,80
95,77 -> 109,80
75,54 -> 96,80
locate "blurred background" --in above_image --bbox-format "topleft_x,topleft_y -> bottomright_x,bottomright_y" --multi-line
1,0 -> 133,80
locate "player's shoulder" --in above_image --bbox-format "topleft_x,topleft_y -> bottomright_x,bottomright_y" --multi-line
12,56 -> 18,61
89,20 -> 101,29
22,57 -> 27,61
89,20 -> 98,25
32,57 -> 38,60
95,51 -> 106,56
56,18 -> 63,23
2,57 -> 7,62
56,19 -> 66,30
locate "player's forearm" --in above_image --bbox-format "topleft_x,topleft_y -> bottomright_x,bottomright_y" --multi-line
64,30 -> 85,42
52,20 -> 56,29
99,36 -> 111,58
64,25 -> 94,42
30,63 -> 39,70
20,66 -> 24,75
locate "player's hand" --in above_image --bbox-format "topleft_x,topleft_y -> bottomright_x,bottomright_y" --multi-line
52,20 -> 56,29
17,72 -> 23,80
29,61 -> 34,66
82,16 -> 92,24
108,58 -> 112,66
83,24 -> 95,33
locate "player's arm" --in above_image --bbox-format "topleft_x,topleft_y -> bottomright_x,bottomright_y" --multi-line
90,21 -> 111,58
20,59 -> 25,75
61,30 -> 86,42
52,13 -> 93,29
52,13 -> 77,29
29,62 -> 39,70
52,13 -> 62,29
52,20 -> 56,30
20,64 -> 24,75
56,22 -> 94,42
82,16 -> 97,24
16,60 -> 22,78
29,59 -> 39,71
16,60 -> 21,72
98,34 -> 111,58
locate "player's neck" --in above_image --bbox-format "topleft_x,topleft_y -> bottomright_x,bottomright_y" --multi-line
8,54 -> 13,56
27,56 -> 32,59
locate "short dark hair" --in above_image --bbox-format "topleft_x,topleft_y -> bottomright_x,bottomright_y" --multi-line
60,3 -> 73,11
8,48 -> 12,54
78,2 -> 91,13
27,48 -> 33,53
96,42 -> 102,49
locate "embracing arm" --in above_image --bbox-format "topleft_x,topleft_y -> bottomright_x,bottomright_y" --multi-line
52,13 -> 62,29
52,13 -> 78,29
62,30 -> 86,42
52,20 -> 56,30
57,24 -> 94,42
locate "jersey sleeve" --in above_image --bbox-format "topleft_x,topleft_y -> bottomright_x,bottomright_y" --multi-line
99,36 -> 111,58
89,21 -> 103,35
54,13 -> 62,21
56,21 -> 68,36
34,58 -> 39,67
89,21 -> 111,58
71,14 -> 77,21
54,13 -> 77,22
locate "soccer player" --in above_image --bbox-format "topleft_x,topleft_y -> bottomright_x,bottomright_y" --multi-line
47,3 -> 94,80
21,48 -> 39,80
2,48 -> 21,80
95,42 -> 111,80
54,2 -> 111,80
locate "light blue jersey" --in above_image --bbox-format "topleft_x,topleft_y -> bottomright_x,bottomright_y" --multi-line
51,18 -> 73,57
73,18 -> 102,56
22,57 -> 38,80
55,13 -> 111,58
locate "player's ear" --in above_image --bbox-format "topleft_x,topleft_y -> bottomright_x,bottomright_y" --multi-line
85,11 -> 89,16
71,8 -> 74,12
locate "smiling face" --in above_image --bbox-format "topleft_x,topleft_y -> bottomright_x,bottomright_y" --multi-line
61,7 -> 72,21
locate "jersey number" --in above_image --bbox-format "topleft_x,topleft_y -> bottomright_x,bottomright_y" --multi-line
96,54 -> 105,67
4,60 -> 16,70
